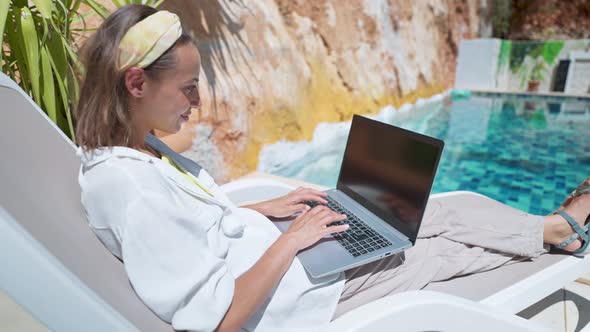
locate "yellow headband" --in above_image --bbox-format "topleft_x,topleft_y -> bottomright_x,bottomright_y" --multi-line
118,10 -> 182,71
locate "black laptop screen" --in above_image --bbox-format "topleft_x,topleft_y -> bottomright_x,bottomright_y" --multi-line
337,115 -> 444,242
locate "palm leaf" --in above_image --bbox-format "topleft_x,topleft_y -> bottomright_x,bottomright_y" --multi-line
110,0 -> 125,7
30,0 -> 53,19
40,46 -> 57,122
66,62 -> 80,123
63,37 -> 84,75
84,0 -> 109,19
47,48 -> 75,141
46,28 -> 68,79
67,0 -> 83,29
18,7 -> 42,104
6,8 -> 32,93
0,1 -> 10,62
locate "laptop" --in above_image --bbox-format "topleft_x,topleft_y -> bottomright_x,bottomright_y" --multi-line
273,115 -> 444,278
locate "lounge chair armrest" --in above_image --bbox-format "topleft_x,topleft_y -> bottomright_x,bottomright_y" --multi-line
328,290 -> 552,332
220,178 -> 295,205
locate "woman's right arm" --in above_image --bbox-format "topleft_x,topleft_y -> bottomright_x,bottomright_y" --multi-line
216,206 -> 348,332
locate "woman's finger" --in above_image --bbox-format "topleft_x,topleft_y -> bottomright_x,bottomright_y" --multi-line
322,224 -> 349,236
294,193 -> 328,205
316,212 -> 347,227
295,205 -> 329,222
290,203 -> 310,215
307,207 -> 334,222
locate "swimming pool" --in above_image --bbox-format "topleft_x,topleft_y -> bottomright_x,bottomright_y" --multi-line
260,93 -> 590,215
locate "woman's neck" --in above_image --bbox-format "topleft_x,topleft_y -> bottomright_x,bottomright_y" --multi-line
130,128 -> 161,158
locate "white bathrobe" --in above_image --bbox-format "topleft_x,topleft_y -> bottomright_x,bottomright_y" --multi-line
77,147 -> 344,332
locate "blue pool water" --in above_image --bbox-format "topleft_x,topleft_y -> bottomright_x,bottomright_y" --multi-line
267,94 -> 590,215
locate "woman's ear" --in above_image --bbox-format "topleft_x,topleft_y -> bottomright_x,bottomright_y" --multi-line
124,67 -> 146,98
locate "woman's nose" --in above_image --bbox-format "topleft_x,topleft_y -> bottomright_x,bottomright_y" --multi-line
188,89 -> 201,108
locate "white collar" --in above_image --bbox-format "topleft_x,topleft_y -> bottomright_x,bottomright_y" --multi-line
77,146 -> 156,167
77,146 -> 228,208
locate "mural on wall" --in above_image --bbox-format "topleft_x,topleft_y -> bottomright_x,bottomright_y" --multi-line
495,39 -> 590,94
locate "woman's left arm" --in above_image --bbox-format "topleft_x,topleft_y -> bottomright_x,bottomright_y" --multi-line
242,187 -> 328,218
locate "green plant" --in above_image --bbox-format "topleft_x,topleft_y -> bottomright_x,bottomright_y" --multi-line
1,0 -> 88,141
1,0 -> 165,142
517,55 -> 549,88
529,56 -> 548,81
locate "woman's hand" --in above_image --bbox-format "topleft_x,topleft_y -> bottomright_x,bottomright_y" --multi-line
244,187 -> 329,218
283,205 -> 349,251
217,205 -> 348,331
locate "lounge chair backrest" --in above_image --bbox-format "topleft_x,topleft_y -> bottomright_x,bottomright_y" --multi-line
0,73 -> 173,331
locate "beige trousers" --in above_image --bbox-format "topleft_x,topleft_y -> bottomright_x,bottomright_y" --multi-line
333,193 -> 547,319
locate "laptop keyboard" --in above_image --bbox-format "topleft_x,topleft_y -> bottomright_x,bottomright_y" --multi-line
303,197 -> 392,257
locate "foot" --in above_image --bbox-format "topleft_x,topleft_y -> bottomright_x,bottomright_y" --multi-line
544,190 -> 590,253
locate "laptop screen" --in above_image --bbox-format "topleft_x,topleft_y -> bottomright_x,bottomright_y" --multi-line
337,115 -> 444,243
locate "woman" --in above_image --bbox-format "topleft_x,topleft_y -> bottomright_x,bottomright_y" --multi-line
76,5 -> 590,332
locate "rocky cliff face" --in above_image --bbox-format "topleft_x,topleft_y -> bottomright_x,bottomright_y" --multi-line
91,0 -> 484,181
509,0 -> 590,40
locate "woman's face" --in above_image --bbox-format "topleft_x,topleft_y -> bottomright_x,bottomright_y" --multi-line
135,44 -> 201,135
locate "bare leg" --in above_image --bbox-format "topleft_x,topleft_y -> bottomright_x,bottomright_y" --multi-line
555,177 -> 590,212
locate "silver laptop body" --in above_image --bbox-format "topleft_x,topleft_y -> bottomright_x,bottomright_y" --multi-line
274,115 -> 444,278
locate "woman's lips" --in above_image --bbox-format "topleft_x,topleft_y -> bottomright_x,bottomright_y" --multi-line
181,111 -> 191,121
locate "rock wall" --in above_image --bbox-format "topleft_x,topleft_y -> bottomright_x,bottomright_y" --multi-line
509,0 -> 590,40
158,0 -> 484,182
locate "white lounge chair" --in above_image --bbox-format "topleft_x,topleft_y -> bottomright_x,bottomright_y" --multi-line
1,72 -> 588,331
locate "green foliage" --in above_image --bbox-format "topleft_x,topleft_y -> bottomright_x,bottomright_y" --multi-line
1,0 -> 166,142
529,57 -> 548,81
498,40 -> 512,68
1,0 -> 84,141
540,41 -> 564,64
0,2 -> 9,51
510,41 -> 564,73
517,56 -> 549,88
509,42 -> 542,72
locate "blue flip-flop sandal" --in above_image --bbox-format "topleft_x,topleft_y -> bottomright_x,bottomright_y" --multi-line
553,183 -> 590,256
554,210 -> 589,256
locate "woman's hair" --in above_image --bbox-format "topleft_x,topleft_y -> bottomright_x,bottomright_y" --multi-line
75,4 -> 195,149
